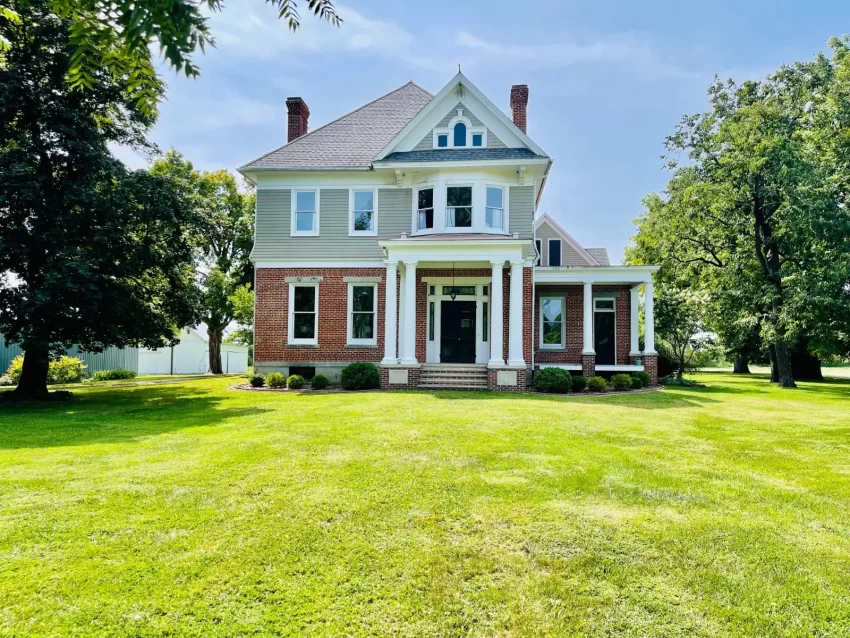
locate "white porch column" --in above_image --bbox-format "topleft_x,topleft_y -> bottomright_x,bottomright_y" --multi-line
382,261 -> 398,364
629,285 -> 641,357
582,281 -> 595,354
644,280 -> 656,354
400,261 -> 418,364
489,261 -> 505,366
507,261 -> 525,366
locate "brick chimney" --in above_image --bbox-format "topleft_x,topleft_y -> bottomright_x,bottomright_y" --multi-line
286,97 -> 310,142
510,84 -> 529,134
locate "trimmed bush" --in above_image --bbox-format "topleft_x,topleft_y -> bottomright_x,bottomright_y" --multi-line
631,376 -> 643,389
570,375 -> 587,392
248,374 -> 265,388
92,369 -> 137,382
48,356 -> 86,384
266,372 -> 286,388
587,376 -> 608,392
660,376 -> 706,387
5,356 -> 23,384
611,373 -> 633,391
310,374 -> 329,390
0,375 -> 14,387
531,367 -> 571,393
340,362 -> 380,391
632,371 -> 651,387
287,374 -> 306,390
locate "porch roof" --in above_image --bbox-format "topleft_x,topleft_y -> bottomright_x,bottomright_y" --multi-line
535,265 -> 659,285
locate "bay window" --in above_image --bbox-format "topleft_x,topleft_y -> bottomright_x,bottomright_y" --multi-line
485,186 -> 504,230
417,187 -> 434,230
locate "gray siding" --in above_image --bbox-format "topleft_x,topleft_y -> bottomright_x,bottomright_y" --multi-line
0,338 -> 22,377
535,219 -> 595,266
509,185 -> 535,240
413,102 -> 507,150
0,337 -> 137,378
253,187 -> 412,261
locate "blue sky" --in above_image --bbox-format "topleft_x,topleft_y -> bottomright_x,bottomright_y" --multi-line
117,0 -> 850,262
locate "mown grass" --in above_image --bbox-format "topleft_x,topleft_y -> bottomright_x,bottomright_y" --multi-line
1,373 -> 849,637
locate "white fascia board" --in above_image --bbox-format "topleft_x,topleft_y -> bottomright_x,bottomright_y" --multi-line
534,265 -> 659,284
373,158 -> 550,170
253,260 -> 387,268
381,240 -> 528,264
255,172 -> 394,189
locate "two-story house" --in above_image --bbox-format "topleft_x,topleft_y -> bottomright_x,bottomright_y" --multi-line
239,72 -> 659,390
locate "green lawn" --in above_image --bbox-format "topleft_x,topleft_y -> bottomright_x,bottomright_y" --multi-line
1,374 -> 849,637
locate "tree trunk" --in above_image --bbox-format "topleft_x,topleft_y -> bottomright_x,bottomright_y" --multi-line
768,345 -> 779,383
13,342 -> 50,399
773,341 -> 797,388
733,354 -> 750,374
208,326 -> 223,374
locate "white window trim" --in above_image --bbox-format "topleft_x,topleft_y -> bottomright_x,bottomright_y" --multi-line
348,188 -> 378,237
432,109 -> 488,149
539,295 -> 567,350
446,184 -> 474,230
484,184 -> 507,232
287,283 -> 319,346
535,239 -> 542,266
548,238 -> 562,267
347,282 -> 378,346
291,189 -> 320,237
413,184 -> 436,233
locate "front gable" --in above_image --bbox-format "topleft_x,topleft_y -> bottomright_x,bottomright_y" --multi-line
411,103 -> 508,151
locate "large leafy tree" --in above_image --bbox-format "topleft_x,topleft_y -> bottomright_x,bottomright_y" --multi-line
0,0 -> 202,398
629,39 -> 850,388
151,152 -> 254,374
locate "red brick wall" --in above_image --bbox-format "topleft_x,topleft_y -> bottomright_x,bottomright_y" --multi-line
255,268 -> 385,364
533,284 -> 631,365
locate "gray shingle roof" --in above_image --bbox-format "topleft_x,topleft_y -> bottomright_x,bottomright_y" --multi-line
241,82 -> 433,170
377,148 -> 543,163
586,248 -> 610,266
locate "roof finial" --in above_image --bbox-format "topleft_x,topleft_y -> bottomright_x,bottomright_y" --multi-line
458,63 -> 461,73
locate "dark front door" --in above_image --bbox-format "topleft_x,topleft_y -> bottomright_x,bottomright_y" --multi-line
594,312 -> 616,365
441,301 -> 476,363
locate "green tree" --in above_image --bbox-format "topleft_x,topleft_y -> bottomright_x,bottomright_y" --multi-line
0,0 -> 201,399
227,284 -> 255,348
629,40 -> 850,388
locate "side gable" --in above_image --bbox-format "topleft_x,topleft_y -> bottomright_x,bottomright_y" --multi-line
534,214 -> 600,267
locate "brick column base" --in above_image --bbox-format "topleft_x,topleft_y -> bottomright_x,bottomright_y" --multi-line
642,354 -> 658,384
487,368 -> 528,392
581,354 -> 596,378
379,365 -> 421,390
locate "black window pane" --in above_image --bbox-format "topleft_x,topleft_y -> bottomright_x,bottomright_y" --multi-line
294,313 -> 315,338
418,188 -> 433,209
472,134 -> 482,147
429,302 -> 435,340
454,122 -> 466,146
442,286 -> 476,296
352,312 -> 373,339
293,287 -> 315,312
447,187 -> 472,207
437,135 -> 448,148
549,241 -> 562,266
453,207 -> 472,227
543,321 -> 562,345
352,286 -> 374,312
483,301 -> 488,341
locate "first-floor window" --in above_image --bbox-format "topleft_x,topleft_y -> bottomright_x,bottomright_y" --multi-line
348,284 -> 377,345
289,284 -> 318,345
417,187 -> 434,230
446,186 -> 472,228
485,186 -> 504,230
540,296 -> 565,349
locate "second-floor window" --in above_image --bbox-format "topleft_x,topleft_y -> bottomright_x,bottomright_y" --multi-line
548,238 -> 562,267
446,186 -> 472,228
417,187 -> 434,230
292,190 -> 318,236
350,190 -> 376,235
485,187 -> 504,230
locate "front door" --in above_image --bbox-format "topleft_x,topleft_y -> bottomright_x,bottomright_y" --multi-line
440,301 -> 476,363
594,312 -> 616,365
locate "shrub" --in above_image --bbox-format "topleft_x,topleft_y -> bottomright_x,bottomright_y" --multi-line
570,375 -> 587,392
632,371 -> 651,387
266,372 -> 286,388
660,375 -> 706,387
340,362 -> 380,390
5,356 -> 23,384
287,374 -> 306,390
248,374 -> 265,388
311,374 -> 329,390
631,376 -> 643,389
92,368 -> 137,382
610,373 -> 633,391
48,356 -> 86,384
531,368 -> 571,393
0,375 -> 14,387
587,376 -> 608,392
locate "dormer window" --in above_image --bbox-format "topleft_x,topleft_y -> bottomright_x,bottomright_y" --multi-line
472,133 -> 483,147
437,134 -> 448,148
453,122 -> 467,147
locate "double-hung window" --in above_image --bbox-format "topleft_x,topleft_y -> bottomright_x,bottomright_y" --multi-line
417,187 -> 434,231
347,284 -> 377,346
292,190 -> 318,236
485,186 -> 504,230
288,284 -> 318,345
446,186 -> 472,228
540,296 -> 566,349
548,238 -> 562,267
350,190 -> 376,235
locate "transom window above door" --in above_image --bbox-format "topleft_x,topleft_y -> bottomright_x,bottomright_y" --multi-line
446,186 -> 472,228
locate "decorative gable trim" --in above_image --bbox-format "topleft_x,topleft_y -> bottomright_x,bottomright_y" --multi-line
533,213 -> 600,266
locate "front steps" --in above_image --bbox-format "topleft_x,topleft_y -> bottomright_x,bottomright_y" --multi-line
418,364 -> 488,390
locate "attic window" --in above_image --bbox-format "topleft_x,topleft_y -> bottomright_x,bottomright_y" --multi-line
453,122 -> 467,147
437,134 -> 448,148
472,133 -> 483,147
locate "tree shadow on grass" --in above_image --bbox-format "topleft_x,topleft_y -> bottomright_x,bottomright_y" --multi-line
0,384 -> 271,450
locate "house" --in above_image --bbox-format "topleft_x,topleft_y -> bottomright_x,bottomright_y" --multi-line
239,72 -> 658,390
